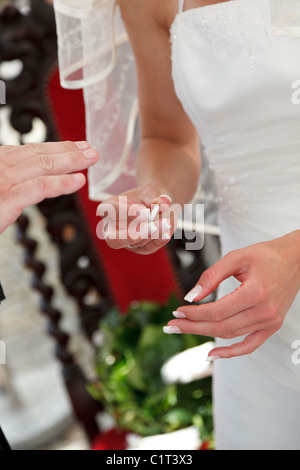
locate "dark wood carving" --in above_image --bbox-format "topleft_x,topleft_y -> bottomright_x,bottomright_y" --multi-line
0,0 -> 57,141
15,213 -> 101,442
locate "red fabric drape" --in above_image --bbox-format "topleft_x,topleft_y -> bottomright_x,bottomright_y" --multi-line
46,67 -> 182,312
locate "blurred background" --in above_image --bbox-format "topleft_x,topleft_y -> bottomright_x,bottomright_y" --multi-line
0,0 -> 220,450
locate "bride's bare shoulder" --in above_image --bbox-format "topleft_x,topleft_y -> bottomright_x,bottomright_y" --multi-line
117,0 -> 175,32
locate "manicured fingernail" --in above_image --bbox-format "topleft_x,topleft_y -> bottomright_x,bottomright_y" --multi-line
172,311 -> 187,319
138,208 -> 151,220
206,355 -> 220,362
140,223 -> 149,238
72,173 -> 85,182
150,204 -> 160,221
159,194 -> 172,204
83,149 -> 98,159
163,326 -> 182,334
162,219 -> 171,231
150,221 -> 158,234
140,221 -> 158,238
75,141 -> 90,150
161,219 -> 172,240
184,285 -> 203,303
162,233 -> 171,240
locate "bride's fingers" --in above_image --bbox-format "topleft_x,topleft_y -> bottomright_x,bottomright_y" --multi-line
126,217 -> 173,251
98,211 -> 173,250
207,329 -> 276,359
184,250 -> 249,304
175,280 -> 256,322
127,236 -> 171,255
99,219 -> 160,250
165,305 -> 266,339
96,202 -> 151,243
97,199 -> 148,218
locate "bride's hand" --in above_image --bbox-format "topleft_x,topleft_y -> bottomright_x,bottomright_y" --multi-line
166,231 -> 300,359
96,181 -> 178,255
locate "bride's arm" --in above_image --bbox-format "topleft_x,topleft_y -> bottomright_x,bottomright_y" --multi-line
96,1 -> 201,254
118,0 -> 200,207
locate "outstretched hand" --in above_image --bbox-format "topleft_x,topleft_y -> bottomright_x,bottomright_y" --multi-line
0,141 -> 99,234
97,181 -> 177,255
166,231 -> 300,359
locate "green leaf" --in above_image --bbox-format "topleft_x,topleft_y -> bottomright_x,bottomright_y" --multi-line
163,408 -> 193,429
126,361 -> 147,392
88,294 -> 214,440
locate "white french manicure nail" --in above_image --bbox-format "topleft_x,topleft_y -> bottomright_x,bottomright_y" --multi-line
140,221 -> 157,238
163,326 -> 182,334
172,311 -> 187,319
149,221 -> 158,234
162,233 -> 171,240
162,219 -> 172,231
138,208 -> 151,220
184,285 -> 203,303
159,194 -> 173,203
206,356 -> 220,362
150,204 -> 160,221
140,222 -> 150,238
161,219 -> 172,240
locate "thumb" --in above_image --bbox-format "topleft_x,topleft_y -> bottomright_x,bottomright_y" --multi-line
152,194 -> 173,205
184,250 -> 244,303
149,194 -> 173,220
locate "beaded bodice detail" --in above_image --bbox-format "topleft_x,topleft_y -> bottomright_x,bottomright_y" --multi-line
170,0 -> 300,232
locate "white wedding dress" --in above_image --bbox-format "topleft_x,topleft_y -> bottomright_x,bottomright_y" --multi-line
171,0 -> 300,450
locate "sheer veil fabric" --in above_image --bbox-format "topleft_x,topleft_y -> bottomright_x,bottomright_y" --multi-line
270,0 -> 300,36
54,0 -> 138,201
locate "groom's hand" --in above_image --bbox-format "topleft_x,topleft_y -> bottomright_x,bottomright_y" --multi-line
0,141 -> 99,234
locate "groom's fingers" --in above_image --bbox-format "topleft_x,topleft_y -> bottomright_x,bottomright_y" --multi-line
1,141 -> 90,167
6,149 -> 98,186
8,173 -> 86,213
0,173 -> 86,234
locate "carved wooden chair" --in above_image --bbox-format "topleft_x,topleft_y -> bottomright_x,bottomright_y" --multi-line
0,0 -> 219,448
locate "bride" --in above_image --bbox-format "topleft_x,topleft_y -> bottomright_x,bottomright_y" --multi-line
55,0 -> 300,450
